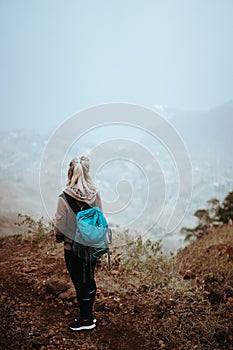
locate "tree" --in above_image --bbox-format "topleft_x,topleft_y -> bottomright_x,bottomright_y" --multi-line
194,209 -> 211,225
181,191 -> 233,241
207,198 -> 220,220
217,191 -> 233,223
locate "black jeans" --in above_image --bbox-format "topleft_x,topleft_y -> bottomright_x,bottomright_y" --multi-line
64,249 -> 97,319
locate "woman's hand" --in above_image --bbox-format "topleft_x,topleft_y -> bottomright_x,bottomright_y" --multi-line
54,226 -> 64,243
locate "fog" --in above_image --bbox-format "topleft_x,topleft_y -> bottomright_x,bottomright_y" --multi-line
0,1 -> 233,252
1,0 -> 233,133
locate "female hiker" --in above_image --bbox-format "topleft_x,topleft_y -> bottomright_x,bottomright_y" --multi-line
54,156 -> 102,331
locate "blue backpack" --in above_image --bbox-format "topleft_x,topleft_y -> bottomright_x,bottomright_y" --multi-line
76,206 -> 111,248
61,192 -> 112,267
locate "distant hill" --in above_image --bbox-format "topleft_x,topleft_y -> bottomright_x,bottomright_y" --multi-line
0,129 -> 44,180
163,100 -> 233,160
0,130 -> 45,234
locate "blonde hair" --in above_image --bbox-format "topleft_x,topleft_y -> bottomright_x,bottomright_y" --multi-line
66,156 -> 97,199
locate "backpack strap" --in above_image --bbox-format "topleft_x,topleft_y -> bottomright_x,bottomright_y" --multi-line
59,192 -> 90,214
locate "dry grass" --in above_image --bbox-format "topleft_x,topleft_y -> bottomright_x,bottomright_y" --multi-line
1,219 -> 233,349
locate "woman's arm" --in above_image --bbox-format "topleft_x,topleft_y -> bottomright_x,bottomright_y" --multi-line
54,196 -> 67,243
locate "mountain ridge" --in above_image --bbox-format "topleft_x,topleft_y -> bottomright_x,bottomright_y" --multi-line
0,102 -> 232,242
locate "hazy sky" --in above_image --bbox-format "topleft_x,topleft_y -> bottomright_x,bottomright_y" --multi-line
1,0 -> 233,133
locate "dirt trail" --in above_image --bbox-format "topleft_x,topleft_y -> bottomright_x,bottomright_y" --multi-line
0,235 -> 148,350
1,230 -> 233,350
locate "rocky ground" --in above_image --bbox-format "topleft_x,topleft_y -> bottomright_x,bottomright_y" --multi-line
0,225 -> 233,350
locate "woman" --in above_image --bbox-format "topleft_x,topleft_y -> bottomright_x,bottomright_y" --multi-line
54,156 -> 102,331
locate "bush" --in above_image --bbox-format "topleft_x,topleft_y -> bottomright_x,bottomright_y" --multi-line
15,213 -> 54,241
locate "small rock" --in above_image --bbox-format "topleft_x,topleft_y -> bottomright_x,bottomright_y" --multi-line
134,305 -> 140,313
48,329 -> 55,337
158,339 -> 165,349
205,282 -> 225,304
197,305 -> 206,311
226,297 -> 233,306
22,267 -> 32,273
45,278 -> 68,296
183,269 -> 195,279
58,290 -> 75,301
32,337 -> 49,346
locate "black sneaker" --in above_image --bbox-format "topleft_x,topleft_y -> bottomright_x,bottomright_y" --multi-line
75,314 -> 97,324
69,318 -> 96,331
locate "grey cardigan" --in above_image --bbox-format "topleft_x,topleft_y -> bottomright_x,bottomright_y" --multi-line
54,187 -> 102,245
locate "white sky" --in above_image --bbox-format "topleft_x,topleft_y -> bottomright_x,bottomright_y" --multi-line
1,0 -> 233,133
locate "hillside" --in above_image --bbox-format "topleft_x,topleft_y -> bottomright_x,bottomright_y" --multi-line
1,102 -> 233,242
160,100 -> 233,160
0,224 -> 233,350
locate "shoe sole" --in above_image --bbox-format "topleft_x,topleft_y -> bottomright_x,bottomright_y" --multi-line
70,323 -> 96,331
